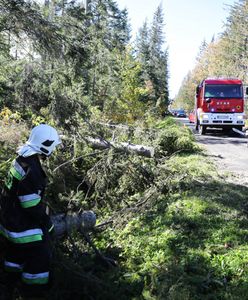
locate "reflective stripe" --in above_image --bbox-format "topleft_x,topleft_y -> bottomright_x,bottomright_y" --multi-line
10,167 -> 22,181
48,224 -> 54,232
4,261 -> 23,272
14,160 -> 26,177
0,224 -> 43,244
5,160 -> 26,189
10,160 -> 26,180
22,272 -> 49,285
18,194 -> 41,208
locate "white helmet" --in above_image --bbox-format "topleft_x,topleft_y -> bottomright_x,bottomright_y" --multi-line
26,124 -> 61,156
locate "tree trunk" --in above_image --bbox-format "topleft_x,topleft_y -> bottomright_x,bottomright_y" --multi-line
51,211 -> 96,237
85,137 -> 155,158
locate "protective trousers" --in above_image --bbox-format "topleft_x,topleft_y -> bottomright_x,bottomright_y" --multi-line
3,238 -> 52,298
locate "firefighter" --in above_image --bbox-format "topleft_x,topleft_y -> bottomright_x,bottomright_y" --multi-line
0,124 -> 61,299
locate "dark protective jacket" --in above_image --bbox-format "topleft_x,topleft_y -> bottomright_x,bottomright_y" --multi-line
0,154 -> 53,244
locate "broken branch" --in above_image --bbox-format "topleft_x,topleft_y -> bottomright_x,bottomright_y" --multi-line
85,137 -> 154,158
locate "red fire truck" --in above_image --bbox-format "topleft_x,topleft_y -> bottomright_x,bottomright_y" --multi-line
195,77 -> 247,134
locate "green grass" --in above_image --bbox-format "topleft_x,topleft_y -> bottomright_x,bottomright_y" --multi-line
97,153 -> 248,300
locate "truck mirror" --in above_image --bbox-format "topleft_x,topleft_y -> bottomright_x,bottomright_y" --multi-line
196,86 -> 200,96
246,87 -> 248,95
205,98 -> 211,103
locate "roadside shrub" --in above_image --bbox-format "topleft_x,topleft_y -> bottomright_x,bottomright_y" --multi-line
154,121 -> 199,156
0,120 -> 28,145
0,119 -> 28,186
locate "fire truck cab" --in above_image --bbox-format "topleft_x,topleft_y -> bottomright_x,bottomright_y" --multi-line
195,77 -> 247,135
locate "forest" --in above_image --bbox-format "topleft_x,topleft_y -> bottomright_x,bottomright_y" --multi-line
1,1 -> 248,299
173,0 -> 248,112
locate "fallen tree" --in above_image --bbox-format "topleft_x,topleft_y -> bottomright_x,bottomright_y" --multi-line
51,211 -> 117,267
84,137 -> 155,158
51,210 -> 96,237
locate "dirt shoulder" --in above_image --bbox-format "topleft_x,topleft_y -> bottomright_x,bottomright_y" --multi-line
195,132 -> 248,187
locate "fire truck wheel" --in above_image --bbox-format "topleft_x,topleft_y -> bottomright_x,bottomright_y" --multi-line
199,125 -> 206,135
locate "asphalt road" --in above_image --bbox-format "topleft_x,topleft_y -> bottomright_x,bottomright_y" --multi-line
176,117 -> 248,179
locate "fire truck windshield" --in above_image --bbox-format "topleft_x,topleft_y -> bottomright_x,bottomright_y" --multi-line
204,85 -> 242,98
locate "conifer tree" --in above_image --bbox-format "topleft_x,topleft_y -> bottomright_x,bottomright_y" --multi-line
135,19 -> 150,81
222,0 -> 248,80
196,39 -> 208,62
149,4 -> 169,112
135,4 -> 169,114
81,0 -> 130,109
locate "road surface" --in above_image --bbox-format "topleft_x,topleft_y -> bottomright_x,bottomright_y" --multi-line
177,117 -> 248,185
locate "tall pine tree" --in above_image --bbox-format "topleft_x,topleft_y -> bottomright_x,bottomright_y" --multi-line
135,4 -> 169,115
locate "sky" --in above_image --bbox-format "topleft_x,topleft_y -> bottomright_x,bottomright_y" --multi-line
116,0 -> 236,98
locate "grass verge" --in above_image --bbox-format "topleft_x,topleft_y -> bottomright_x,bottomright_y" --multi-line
94,153 -> 248,300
